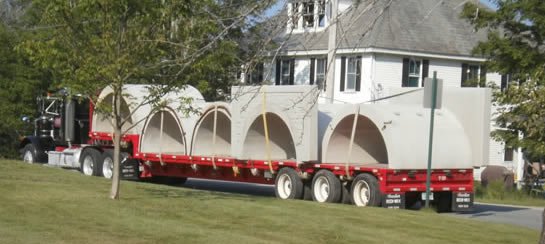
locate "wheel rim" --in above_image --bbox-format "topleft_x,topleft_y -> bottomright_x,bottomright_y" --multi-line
82,155 -> 94,176
313,176 -> 330,202
23,150 -> 34,164
277,174 -> 292,199
353,180 -> 371,207
102,157 -> 113,179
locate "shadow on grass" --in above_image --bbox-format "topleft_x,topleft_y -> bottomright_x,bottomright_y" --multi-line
455,203 -> 528,217
135,180 -> 264,202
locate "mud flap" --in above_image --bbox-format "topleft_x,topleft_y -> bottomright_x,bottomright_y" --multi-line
121,159 -> 140,180
452,192 -> 473,212
382,193 -> 405,209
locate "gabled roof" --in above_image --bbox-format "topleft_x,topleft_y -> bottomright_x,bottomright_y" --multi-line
281,0 -> 490,57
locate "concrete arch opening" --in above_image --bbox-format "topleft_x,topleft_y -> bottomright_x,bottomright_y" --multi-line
191,107 -> 231,156
242,113 -> 296,160
325,114 -> 388,164
141,109 -> 186,154
94,93 -> 132,133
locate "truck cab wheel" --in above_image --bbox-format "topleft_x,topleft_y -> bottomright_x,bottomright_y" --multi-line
80,148 -> 102,176
102,150 -> 114,179
275,167 -> 304,200
350,173 -> 381,207
21,144 -> 37,164
311,170 -> 342,203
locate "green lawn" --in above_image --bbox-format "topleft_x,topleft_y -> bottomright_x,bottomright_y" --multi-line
0,160 -> 539,244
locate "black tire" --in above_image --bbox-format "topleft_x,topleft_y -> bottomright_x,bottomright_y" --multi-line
21,144 -> 37,164
341,181 -> 352,204
80,148 -> 102,176
311,170 -> 342,203
101,150 -> 130,179
275,167 -> 304,200
350,173 -> 381,207
302,181 -> 313,200
101,150 -> 114,179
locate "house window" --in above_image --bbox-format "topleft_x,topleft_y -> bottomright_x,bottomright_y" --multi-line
504,145 -> 514,162
246,63 -> 263,84
340,56 -> 361,92
275,59 -> 294,85
310,57 -> 327,89
501,74 -> 511,92
289,1 -> 327,30
402,58 -> 429,87
461,63 -> 486,87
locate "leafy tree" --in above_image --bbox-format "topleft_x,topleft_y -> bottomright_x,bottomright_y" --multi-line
462,1 -> 545,160
20,0 -> 272,199
0,22 -> 50,159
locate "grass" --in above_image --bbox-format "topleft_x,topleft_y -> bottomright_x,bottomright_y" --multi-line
475,180 -> 545,208
0,160 -> 540,244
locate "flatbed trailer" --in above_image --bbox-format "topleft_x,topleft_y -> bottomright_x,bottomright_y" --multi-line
90,132 -> 474,212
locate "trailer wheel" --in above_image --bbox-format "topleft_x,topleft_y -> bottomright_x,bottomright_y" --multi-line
274,168 -> 304,200
21,144 -> 37,164
351,173 -> 381,207
80,148 -> 101,176
311,170 -> 342,203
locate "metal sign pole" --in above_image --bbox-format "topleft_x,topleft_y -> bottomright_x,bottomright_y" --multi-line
425,71 -> 438,208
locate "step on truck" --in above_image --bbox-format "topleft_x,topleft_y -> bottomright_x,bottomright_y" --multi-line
20,84 -> 490,212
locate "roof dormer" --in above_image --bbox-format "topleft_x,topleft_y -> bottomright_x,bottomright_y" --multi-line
287,0 -> 327,33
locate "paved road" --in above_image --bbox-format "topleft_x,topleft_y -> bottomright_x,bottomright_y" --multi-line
181,178 -> 543,230
448,202 -> 543,230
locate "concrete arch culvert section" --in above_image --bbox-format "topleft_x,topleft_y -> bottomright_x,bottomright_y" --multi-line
323,112 -> 388,165
191,103 -> 232,157
240,112 -> 297,161
93,93 -> 132,133
230,85 -> 319,162
319,103 -> 473,169
140,108 -> 186,155
92,84 -> 205,135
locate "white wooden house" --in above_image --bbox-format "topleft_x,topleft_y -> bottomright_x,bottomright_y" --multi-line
251,0 -> 523,180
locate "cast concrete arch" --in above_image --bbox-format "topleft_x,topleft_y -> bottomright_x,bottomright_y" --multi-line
93,93 -> 132,133
92,85 -> 204,135
190,103 -> 231,157
323,113 -> 388,164
240,111 -> 297,161
320,104 -> 473,169
140,107 -> 187,154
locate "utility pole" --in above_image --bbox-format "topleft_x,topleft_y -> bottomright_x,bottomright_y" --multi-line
325,0 -> 338,104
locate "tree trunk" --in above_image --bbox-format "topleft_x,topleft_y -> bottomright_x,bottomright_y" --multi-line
110,91 -> 122,200
539,209 -> 545,244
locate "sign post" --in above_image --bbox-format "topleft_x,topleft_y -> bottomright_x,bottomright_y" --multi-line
425,71 -> 439,208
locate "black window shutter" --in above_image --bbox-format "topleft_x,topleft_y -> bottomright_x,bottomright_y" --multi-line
480,65 -> 487,87
501,74 -> 508,91
275,59 -> 281,85
461,63 -> 468,86
422,59 -> 429,86
402,58 -> 409,87
355,56 -> 362,91
310,58 -> 315,85
289,59 -> 295,85
340,57 -> 346,91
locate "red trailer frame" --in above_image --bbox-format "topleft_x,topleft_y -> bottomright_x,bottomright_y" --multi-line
89,132 -> 475,211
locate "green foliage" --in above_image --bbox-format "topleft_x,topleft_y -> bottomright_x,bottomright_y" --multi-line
0,23 -> 50,158
475,180 -> 545,207
462,1 -> 545,159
